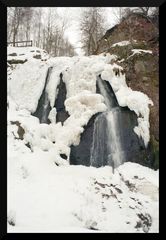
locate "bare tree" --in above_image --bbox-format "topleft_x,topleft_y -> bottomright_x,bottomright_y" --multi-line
135,7 -> 150,17
80,7 -> 106,55
7,7 -> 76,56
8,7 -> 24,46
36,8 -> 43,48
7,7 -> 14,42
30,8 -> 43,48
112,7 -> 126,23
22,7 -> 34,41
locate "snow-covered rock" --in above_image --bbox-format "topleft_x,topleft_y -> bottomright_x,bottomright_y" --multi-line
7,47 -> 158,233
7,46 -> 49,62
127,49 -> 153,59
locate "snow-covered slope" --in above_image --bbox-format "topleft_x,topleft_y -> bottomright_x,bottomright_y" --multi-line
7,131 -> 159,233
7,47 -> 158,233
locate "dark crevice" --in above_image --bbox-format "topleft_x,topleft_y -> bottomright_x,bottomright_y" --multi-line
60,154 -> 68,160
54,73 -> 69,124
32,67 -> 53,123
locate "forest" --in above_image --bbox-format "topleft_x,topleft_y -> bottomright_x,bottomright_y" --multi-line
7,7 -> 158,56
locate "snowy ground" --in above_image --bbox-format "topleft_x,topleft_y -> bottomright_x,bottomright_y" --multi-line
7,47 -> 159,233
7,138 -> 159,233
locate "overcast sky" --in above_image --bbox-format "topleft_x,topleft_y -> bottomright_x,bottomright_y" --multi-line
56,7 -> 119,55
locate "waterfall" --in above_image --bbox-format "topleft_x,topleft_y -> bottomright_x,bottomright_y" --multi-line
97,77 -> 115,109
89,113 -> 108,167
70,76 -> 151,168
40,91 -> 50,123
70,76 -> 150,168
106,109 -> 124,168
90,77 -> 125,169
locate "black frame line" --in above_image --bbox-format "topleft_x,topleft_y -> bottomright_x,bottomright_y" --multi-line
1,0 -> 163,239
1,0 -> 166,7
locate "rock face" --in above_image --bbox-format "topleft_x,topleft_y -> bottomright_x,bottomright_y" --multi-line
70,79 -> 153,169
7,59 -> 27,64
33,70 -> 70,124
95,12 -> 158,54
70,114 -> 99,166
8,53 -> 17,56
10,121 -> 25,140
124,51 -> 159,169
33,54 -> 41,59
95,12 -> 159,169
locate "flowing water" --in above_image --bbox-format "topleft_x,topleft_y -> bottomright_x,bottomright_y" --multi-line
90,77 -> 125,169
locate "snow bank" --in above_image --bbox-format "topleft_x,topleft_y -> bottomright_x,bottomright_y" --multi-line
62,54 -> 116,98
61,91 -> 107,146
65,91 -> 106,116
7,139 -> 159,233
46,57 -> 74,107
7,46 -> 49,61
8,60 -> 48,113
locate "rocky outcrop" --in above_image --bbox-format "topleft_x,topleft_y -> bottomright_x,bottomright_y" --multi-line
96,12 -> 159,169
10,121 -> 25,140
95,12 -> 158,54
70,113 -> 99,166
70,79 -> 154,169
7,59 -> 28,64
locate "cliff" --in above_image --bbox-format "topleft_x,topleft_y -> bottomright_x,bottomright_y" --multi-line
95,12 -> 159,168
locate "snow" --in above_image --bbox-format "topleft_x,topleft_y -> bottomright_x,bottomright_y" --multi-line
7,55 -> 28,62
111,40 -> 131,47
48,107 -> 57,123
128,49 -> 153,59
7,46 -> 49,61
8,48 -> 153,146
8,60 -> 48,113
131,49 -> 153,55
65,91 -> 106,116
7,135 -> 159,233
46,57 -> 74,107
7,47 -> 158,233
